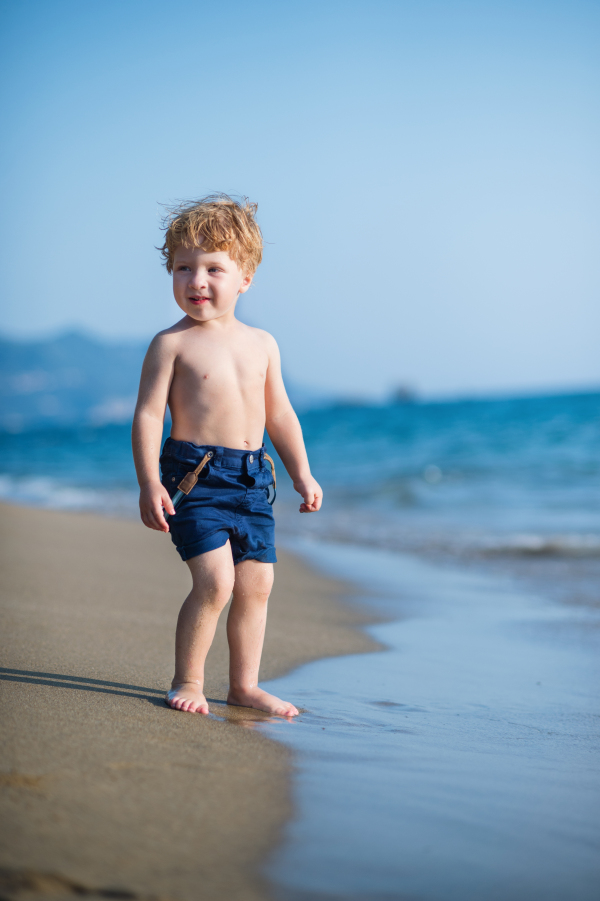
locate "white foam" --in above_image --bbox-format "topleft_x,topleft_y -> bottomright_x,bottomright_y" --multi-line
477,532 -> 600,557
0,474 -> 138,516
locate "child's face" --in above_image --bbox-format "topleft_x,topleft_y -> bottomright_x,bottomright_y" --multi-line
172,244 -> 252,323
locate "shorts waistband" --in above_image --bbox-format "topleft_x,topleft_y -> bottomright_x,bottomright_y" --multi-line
161,437 -> 266,472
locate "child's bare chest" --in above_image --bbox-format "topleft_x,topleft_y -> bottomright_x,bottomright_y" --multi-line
174,336 -> 267,399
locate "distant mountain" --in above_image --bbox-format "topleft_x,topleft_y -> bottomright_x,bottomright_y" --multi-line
0,332 -> 146,431
0,331 -> 332,432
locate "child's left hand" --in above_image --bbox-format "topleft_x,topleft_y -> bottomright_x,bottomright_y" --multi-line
294,477 -> 323,512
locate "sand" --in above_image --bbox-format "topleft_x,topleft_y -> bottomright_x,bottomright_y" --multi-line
0,503 -> 379,901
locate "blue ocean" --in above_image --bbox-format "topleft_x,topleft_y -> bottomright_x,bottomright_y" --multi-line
2,389 -> 599,560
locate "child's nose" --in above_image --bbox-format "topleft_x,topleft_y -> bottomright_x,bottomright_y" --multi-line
190,270 -> 208,288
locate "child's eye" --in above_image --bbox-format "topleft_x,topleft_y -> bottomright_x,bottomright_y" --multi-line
176,265 -> 191,272
208,267 -> 221,273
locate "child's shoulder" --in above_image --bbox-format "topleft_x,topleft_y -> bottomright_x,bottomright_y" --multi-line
241,324 -> 280,363
141,321 -> 192,371
238,321 -> 278,353
145,319 -> 278,358
145,319 -> 197,350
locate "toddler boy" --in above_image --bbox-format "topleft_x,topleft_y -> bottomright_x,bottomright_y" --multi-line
132,195 -> 322,716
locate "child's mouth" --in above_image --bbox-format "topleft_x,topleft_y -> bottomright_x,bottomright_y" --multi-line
189,296 -> 209,305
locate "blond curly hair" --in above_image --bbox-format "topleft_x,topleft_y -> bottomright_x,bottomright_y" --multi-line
159,193 -> 263,275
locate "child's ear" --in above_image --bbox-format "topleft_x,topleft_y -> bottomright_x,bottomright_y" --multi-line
239,272 -> 253,294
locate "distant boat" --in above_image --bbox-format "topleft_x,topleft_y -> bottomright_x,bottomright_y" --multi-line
390,384 -> 417,405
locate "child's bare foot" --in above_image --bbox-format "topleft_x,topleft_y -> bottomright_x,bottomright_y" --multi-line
165,681 -> 209,714
227,687 -> 299,717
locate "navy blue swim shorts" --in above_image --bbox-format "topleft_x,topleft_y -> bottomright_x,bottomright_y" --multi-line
160,437 -> 277,565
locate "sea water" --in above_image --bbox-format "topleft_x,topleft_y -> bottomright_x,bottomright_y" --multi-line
258,542 -> 600,901
2,391 -> 599,898
1,390 -> 599,558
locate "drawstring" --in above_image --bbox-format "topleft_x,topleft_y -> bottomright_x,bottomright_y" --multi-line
263,451 -> 277,505
165,451 -> 213,520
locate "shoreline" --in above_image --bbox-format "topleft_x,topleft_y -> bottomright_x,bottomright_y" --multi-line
260,541 -> 600,900
0,503 -> 382,901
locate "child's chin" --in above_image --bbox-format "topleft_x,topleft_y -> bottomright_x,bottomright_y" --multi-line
187,307 -> 213,319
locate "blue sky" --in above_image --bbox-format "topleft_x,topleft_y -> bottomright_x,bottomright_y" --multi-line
1,0 -> 598,398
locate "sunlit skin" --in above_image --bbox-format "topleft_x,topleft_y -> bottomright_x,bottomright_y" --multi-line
132,243 -> 322,717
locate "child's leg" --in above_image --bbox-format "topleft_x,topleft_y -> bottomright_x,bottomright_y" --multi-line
226,560 -> 299,717
166,542 -> 235,714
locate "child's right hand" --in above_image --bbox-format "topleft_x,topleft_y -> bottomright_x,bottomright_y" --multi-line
139,482 -> 176,532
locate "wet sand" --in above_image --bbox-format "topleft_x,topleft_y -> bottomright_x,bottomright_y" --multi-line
262,541 -> 600,901
0,503 -> 379,901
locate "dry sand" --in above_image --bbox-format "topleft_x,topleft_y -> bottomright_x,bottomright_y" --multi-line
0,503 -> 379,901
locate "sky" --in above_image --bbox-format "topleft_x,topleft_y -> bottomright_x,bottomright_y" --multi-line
0,0 -> 598,399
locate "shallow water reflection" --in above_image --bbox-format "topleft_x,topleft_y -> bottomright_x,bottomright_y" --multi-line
259,542 -> 600,901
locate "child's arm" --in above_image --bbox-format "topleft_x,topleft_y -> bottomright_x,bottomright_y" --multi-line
132,335 -> 177,532
264,335 -> 322,512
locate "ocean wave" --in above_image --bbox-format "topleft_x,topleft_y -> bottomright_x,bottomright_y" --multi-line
2,471 -> 599,561
478,533 -> 600,557
276,503 -> 600,560
0,474 -> 138,516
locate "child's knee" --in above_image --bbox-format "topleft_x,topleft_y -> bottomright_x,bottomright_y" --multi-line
207,575 -> 234,607
246,563 -> 274,601
189,571 -> 234,609
259,567 -> 275,597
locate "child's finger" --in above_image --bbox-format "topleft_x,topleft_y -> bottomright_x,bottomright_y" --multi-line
301,491 -> 321,512
142,510 -> 162,532
146,509 -> 161,530
161,490 -> 176,517
152,504 -> 170,532
157,510 -> 170,532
